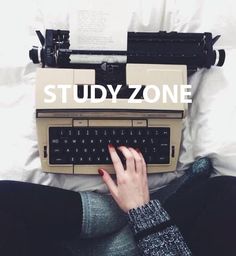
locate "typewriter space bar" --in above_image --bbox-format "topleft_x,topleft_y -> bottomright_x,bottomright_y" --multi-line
88,120 -> 132,126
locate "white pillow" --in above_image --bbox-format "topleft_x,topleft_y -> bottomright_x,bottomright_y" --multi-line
178,49 -> 236,176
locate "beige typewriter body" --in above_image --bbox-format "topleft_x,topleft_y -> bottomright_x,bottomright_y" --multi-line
36,64 -> 187,174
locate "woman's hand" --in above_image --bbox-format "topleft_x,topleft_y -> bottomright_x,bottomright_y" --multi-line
99,144 -> 150,213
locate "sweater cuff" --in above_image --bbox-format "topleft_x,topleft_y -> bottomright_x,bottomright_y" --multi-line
127,200 -> 170,235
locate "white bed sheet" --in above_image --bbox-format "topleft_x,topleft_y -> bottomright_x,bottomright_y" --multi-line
0,0 -> 236,192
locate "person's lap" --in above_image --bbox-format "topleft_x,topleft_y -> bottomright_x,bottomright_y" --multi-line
70,176 -> 236,256
1,176 -> 236,256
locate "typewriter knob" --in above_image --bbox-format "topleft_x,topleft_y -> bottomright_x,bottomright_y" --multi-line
29,47 -> 40,64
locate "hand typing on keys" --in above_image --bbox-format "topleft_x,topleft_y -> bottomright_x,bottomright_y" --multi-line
98,144 -> 150,213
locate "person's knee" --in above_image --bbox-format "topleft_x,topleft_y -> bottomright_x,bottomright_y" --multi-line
80,192 -> 127,238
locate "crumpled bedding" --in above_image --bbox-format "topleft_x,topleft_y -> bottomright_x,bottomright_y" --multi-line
0,0 -> 236,193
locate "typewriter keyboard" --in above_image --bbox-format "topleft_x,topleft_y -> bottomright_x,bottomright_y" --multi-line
49,127 -> 170,165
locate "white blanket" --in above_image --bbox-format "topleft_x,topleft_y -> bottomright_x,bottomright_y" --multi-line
0,0 -> 236,192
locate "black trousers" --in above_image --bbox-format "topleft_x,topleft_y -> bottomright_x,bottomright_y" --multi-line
0,181 -> 82,256
163,176 -> 236,256
0,176 -> 236,256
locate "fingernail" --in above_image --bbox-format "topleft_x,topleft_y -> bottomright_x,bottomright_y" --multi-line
98,169 -> 104,176
108,144 -> 114,148
135,148 -> 141,153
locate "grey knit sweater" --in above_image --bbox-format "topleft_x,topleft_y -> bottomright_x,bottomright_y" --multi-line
128,200 -> 192,255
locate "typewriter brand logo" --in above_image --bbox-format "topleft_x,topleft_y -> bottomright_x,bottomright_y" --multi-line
43,84 -> 192,104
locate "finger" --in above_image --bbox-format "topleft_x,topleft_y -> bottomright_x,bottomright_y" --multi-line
135,150 -> 149,201
136,149 -> 147,175
128,148 -> 143,174
117,146 -> 135,172
108,144 -> 125,178
99,168 -> 118,199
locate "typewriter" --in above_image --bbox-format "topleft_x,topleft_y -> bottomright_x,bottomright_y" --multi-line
30,30 -> 225,175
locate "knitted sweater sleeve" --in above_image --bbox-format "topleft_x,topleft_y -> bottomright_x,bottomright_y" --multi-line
127,200 -> 192,256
